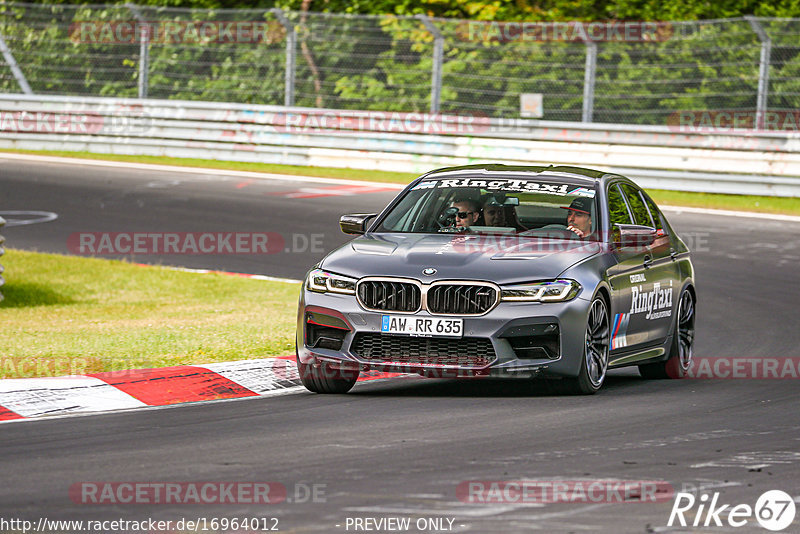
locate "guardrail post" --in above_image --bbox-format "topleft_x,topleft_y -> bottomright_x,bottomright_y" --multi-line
126,4 -> 149,99
746,16 -> 771,130
417,14 -> 444,114
0,30 -> 33,94
270,8 -> 296,107
582,41 -> 597,123
0,216 -> 5,303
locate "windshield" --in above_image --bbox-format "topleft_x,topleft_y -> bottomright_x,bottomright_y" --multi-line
375,176 -> 599,240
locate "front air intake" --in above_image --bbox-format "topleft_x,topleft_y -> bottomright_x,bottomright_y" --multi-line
427,284 -> 498,315
357,280 -> 421,312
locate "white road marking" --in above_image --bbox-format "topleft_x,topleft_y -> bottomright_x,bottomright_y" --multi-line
0,387 -> 305,425
691,451 -> 800,469
0,358 -> 416,423
0,210 -> 59,227
199,359 -> 301,395
343,503 -> 545,517
0,376 -> 146,417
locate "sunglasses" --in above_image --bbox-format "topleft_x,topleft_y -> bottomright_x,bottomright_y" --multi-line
456,211 -> 474,219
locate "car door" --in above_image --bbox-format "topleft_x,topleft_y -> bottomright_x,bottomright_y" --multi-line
619,183 -> 679,346
606,183 -> 651,352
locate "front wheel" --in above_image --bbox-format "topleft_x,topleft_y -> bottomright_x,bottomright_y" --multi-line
639,287 -> 695,379
561,296 -> 610,394
297,358 -> 360,394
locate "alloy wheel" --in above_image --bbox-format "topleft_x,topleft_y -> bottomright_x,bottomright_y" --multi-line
585,297 -> 610,388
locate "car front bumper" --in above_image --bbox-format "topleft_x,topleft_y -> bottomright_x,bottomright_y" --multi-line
296,289 -> 592,379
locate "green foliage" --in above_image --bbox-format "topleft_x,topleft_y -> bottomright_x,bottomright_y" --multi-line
2,2 -> 799,126
12,0 -> 800,19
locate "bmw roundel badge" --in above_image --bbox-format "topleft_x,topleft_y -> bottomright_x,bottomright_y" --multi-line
422,268 -> 437,276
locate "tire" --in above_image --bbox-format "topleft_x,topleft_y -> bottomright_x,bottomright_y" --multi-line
561,295 -> 610,395
297,358 -> 360,394
639,287 -> 695,379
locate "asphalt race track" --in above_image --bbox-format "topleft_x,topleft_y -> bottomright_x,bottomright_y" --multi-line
2,157 -> 800,533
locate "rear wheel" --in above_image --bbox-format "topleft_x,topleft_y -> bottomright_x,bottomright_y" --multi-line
561,296 -> 610,395
639,288 -> 695,379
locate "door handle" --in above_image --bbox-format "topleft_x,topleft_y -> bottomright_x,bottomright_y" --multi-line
643,255 -> 653,268
670,248 -> 678,260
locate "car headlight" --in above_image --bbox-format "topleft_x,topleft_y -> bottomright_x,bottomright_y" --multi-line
306,268 -> 357,295
500,279 -> 581,302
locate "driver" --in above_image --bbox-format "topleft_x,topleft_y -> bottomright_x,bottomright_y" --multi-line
561,197 -> 593,238
451,198 -> 480,228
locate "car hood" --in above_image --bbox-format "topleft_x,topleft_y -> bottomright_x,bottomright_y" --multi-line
319,233 -> 602,284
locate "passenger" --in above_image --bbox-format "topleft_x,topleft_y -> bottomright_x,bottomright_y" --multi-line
483,194 -> 527,232
482,196 -> 506,227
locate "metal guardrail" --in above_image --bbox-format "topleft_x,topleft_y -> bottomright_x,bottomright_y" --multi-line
0,94 -> 799,196
0,215 -> 5,303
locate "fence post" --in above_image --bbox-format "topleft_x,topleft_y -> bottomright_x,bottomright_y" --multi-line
582,41 -> 597,123
126,3 -> 149,99
746,16 -> 771,130
417,14 -> 443,114
0,30 -> 33,94
0,215 -> 5,303
270,8 -> 296,107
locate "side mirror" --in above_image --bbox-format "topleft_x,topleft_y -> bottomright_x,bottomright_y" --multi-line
613,224 -> 657,249
340,213 -> 377,235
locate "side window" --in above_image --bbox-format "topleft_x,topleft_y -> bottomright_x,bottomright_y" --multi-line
607,184 -> 632,226
620,184 -> 654,227
641,193 -> 665,233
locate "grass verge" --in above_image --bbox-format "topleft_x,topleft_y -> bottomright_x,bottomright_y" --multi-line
3,148 -> 799,216
0,249 -> 298,379
646,189 -> 800,216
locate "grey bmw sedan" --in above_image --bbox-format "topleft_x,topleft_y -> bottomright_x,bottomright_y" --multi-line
296,164 -> 696,394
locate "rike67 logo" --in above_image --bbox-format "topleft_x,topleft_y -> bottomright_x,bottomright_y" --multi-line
668,490 -> 796,531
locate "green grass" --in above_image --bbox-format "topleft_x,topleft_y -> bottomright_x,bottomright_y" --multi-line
0,249 -> 299,379
645,189 -> 800,215
3,148 -> 799,216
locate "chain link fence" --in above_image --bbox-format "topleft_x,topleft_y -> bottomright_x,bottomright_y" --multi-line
1,2 -> 799,127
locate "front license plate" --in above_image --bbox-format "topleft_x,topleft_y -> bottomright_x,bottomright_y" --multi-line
381,315 -> 463,338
